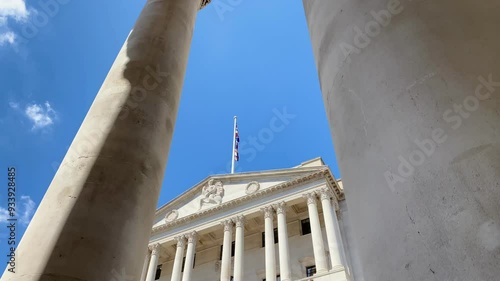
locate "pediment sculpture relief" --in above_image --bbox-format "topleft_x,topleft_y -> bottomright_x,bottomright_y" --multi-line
199,179 -> 224,210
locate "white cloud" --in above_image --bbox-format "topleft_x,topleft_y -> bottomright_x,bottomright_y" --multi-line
0,195 -> 36,226
0,0 -> 29,22
25,101 -> 58,130
0,0 -> 30,47
8,101 -> 19,109
9,100 -> 59,131
0,208 -> 9,222
0,31 -> 16,46
19,196 -> 35,226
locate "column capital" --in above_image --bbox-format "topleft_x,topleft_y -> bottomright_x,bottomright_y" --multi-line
221,219 -> 234,232
303,192 -> 318,206
275,201 -> 287,215
174,235 -> 186,248
234,215 -> 245,228
260,205 -> 275,219
186,231 -> 198,244
318,188 -> 334,201
149,243 -> 161,255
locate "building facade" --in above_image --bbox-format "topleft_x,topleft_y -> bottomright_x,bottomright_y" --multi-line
140,158 -> 364,281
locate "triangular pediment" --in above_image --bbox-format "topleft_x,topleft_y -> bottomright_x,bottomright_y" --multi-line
151,158 -> 340,230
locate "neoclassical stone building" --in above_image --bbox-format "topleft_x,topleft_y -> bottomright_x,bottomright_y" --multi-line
140,158 -> 363,281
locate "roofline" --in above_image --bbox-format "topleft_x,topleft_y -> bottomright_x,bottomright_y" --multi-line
293,156 -> 325,167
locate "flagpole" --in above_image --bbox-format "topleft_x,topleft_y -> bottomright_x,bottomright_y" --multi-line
231,116 -> 237,174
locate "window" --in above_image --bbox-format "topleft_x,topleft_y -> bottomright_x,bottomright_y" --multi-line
181,254 -> 196,272
154,264 -> 162,280
219,241 -> 236,260
261,228 -> 279,247
301,218 -> 311,235
263,275 -> 281,281
306,265 -> 316,277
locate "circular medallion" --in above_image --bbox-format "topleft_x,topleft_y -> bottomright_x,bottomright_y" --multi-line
165,209 -> 179,222
245,181 -> 260,194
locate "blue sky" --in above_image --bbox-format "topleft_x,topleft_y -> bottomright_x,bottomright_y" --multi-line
0,0 -> 338,263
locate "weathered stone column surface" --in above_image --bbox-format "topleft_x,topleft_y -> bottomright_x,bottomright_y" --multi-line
303,0 -> 500,281
1,1 -> 204,280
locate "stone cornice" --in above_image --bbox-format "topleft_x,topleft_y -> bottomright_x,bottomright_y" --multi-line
323,169 -> 344,200
151,168 -> 338,235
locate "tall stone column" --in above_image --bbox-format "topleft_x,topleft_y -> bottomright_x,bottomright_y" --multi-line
220,220 -> 234,281
276,202 -> 292,281
145,244 -> 161,281
261,206 -> 277,281
303,0 -> 500,280
171,236 -> 186,281
1,1 -> 209,280
303,192 -> 328,273
233,215 -> 245,281
318,189 -> 345,270
181,231 -> 197,281
140,250 -> 151,281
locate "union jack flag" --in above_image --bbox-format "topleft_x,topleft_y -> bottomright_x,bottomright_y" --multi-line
234,124 -> 240,161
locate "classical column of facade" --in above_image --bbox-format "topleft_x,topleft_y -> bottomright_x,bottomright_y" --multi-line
170,235 -> 186,281
2,1 -> 208,280
145,244 -> 161,281
318,188 -> 345,270
276,202 -> 292,281
233,215 -> 245,281
261,205 -> 277,281
181,231 -> 197,281
331,198 -> 349,271
303,192 -> 329,273
303,1 -> 500,281
220,219 -> 234,281
140,250 -> 151,281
